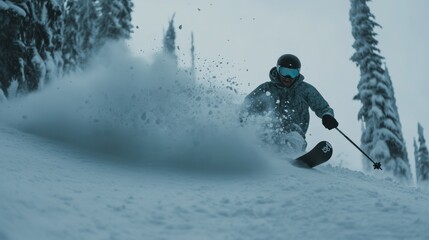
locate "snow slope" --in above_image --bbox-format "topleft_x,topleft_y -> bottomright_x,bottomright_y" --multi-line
1,44 -> 429,240
2,122 -> 429,240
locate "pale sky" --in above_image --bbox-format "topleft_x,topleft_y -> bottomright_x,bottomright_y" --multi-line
128,0 -> 429,173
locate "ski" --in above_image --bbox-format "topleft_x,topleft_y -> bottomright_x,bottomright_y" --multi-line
292,141 -> 333,168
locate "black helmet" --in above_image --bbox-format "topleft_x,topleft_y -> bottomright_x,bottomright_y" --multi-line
277,54 -> 301,70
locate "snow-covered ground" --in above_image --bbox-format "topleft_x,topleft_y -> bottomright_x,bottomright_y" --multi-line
2,122 -> 429,240
1,45 -> 429,240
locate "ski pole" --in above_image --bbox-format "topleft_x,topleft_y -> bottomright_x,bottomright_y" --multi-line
335,127 -> 382,170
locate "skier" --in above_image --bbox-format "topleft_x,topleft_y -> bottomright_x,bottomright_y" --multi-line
240,54 -> 338,153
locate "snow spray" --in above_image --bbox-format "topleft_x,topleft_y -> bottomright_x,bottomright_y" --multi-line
0,43 -> 270,174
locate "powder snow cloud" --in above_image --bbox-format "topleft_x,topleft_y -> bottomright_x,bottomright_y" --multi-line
0,43 -> 270,174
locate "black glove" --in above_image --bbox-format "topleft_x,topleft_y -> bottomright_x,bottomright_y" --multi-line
322,115 -> 338,130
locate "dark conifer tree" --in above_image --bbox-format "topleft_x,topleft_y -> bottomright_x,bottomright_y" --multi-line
0,2 -> 26,96
416,123 -> 429,186
1,0 -> 134,96
349,0 -> 411,182
163,14 -> 177,62
78,0 -> 98,65
97,0 -> 134,47
63,0 -> 81,73
0,0 -> 63,95
190,32 -> 196,77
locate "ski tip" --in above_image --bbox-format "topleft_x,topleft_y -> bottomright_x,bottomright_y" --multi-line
293,141 -> 333,168
317,141 -> 333,154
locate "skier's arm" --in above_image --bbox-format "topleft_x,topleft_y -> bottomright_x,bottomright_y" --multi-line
302,84 -> 338,130
306,85 -> 338,129
305,83 -> 334,118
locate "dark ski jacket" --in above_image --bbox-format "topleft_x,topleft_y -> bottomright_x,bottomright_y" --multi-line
241,67 -> 334,138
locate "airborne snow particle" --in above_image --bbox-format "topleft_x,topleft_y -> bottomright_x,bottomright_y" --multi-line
140,112 -> 147,121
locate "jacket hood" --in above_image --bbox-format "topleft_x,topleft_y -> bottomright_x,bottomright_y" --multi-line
269,67 -> 304,88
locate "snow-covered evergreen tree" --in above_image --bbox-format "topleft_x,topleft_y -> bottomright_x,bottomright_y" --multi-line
118,0 -> 134,39
2,0 -> 135,95
416,123 -> 429,186
190,32 -> 196,77
42,0 -> 65,85
349,0 -> 411,183
78,0 -> 98,65
0,0 -> 64,95
63,0 -> 81,73
163,14 -> 177,62
381,65 -> 411,176
0,1 -> 26,97
414,138 -> 419,170
97,0 -> 133,47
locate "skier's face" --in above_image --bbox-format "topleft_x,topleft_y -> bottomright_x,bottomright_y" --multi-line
279,74 -> 295,88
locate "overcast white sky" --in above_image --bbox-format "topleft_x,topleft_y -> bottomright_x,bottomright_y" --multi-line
128,0 -> 429,172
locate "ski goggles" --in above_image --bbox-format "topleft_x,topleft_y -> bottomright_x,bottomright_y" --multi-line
277,65 -> 300,78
